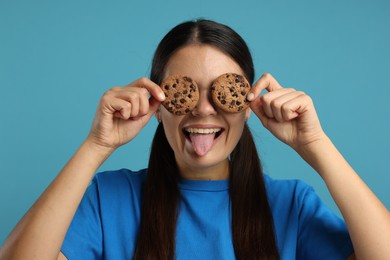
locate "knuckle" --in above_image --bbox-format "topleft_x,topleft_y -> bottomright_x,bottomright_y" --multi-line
281,103 -> 290,112
127,92 -> 139,100
138,77 -> 149,85
282,108 -> 292,120
270,99 -> 282,108
262,72 -> 272,80
100,93 -> 111,104
103,87 -> 120,98
103,90 -> 113,97
305,94 -> 313,104
124,102 -> 132,109
261,94 -> 271,104
139,87 -> 149,95
110,86 -> 121,92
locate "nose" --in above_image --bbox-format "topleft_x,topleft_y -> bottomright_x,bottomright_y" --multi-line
191,90 -> 217,117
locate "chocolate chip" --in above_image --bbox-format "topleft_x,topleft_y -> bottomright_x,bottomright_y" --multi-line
160,75 -> 199,115
183,76 -> 192,82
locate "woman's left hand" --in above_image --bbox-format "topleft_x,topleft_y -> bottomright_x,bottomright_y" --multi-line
248,73 -> 325,151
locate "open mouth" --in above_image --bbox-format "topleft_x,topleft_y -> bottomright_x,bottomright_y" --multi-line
183,127 -> 224,140
182,127 -> 224,156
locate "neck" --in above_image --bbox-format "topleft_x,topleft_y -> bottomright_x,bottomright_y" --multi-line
177,158 -> 230,180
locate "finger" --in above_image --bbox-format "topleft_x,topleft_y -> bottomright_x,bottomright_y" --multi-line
280,93 -> 312,121
106,98 -> 132,120
280,92 -> 306,121
247,73 -> 283,101
126,77 -> 166,102
131,96 -> 161,122
127,92 -> 140,117
268,90 -> 303,122
111,87 -> 150,117
260,88 -> 296,119
137,87 -> 150,115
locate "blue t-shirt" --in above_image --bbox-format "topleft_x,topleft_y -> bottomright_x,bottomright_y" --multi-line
61,169 -> 354,259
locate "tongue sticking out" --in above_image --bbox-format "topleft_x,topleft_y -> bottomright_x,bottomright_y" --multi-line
189,133 -> 216,156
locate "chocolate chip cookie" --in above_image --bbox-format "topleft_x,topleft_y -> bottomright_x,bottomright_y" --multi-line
160,75 -> 199,115
211,73 -> 251,112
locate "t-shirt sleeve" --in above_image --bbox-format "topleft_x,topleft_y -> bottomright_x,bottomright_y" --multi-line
296,184 -> 354,260
61,178 -> 103,260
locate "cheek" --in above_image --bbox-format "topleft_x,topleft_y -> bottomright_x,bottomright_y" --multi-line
227,112 -> 247,128
161,112 -> 184,147
230,124 -> 245,143
226,114 -> 247,140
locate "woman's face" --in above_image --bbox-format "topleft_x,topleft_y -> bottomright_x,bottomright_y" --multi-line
160,44 -> 251,179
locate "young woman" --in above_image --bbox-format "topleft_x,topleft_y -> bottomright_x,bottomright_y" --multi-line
1,19 -> 389,260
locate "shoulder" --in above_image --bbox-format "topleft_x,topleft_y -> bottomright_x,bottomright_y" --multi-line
92,168 -> 147,197
263,174 -> 344,226
263,174 -> 318,218
61,169 -> 147,258
264,174 -> 313,201
264,175 -> 354,258
94,168 -> 147,184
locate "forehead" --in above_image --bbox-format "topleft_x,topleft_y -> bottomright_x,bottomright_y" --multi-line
164,44 -> 244,88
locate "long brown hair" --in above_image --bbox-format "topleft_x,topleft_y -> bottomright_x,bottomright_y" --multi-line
134,19 -> 279,259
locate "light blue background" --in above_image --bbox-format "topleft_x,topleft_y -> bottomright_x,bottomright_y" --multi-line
1,0 -> 389,245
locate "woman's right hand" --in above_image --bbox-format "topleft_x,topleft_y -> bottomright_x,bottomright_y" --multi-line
0,78 -> 165,260
87,77 -> 165,150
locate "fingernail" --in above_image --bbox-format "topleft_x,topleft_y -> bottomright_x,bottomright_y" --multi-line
159,92 -> 166,100
247,92 -> 254,101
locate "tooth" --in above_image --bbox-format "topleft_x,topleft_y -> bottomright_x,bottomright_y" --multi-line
186,128 -> 221,134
